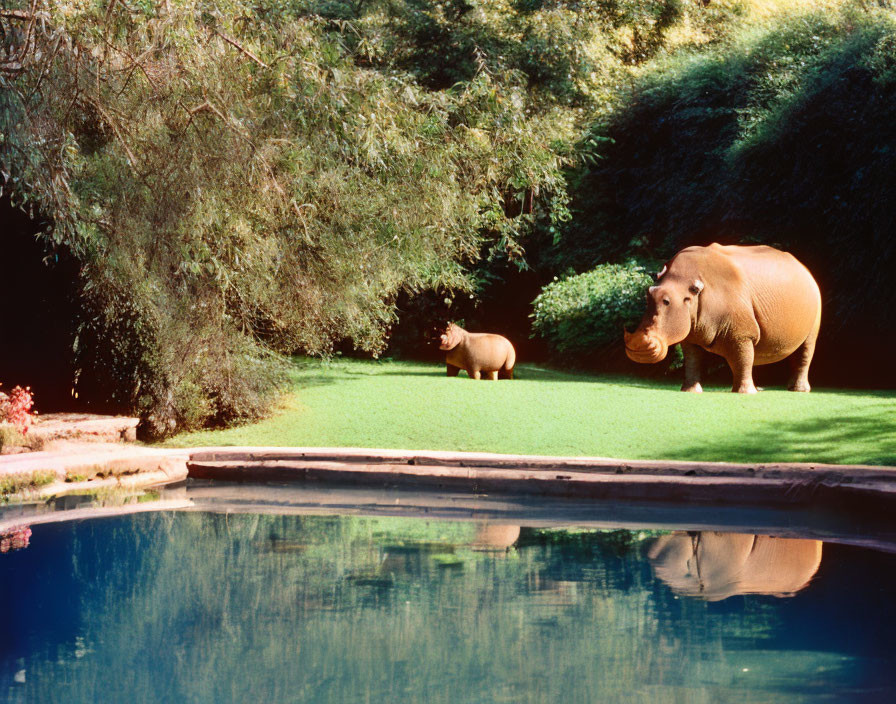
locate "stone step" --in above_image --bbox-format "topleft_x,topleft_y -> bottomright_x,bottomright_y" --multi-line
26,413 -> 140,445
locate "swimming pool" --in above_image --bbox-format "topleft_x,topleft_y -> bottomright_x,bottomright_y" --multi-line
3,483 -> 895,703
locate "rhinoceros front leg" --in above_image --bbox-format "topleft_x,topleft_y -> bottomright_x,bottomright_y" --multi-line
727,340 -> 758,394
447,363 -> 461,377
680,343 -> 704,393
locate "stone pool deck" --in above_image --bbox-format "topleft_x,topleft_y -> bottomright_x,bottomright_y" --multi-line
3,444 -> 896,510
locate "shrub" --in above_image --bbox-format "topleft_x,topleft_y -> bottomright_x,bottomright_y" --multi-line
0,424 -> 27,450
531,261 -> 653,361
0,385 -> 35,434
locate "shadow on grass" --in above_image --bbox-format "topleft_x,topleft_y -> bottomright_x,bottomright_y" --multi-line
290,358 -> 896,399
666,403 -> 896,466
369,363 -> 684,388
369,369 -> 447,378
287,371 -> 342,390
286,359 -> 354,390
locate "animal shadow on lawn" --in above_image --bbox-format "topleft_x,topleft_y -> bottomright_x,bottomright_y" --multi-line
369,365 -> 587,382
668,401 -> 896,466
371,363 -> 684,387
288,357 -> 354,389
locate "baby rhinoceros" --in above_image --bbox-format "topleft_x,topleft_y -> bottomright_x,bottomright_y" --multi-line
439,323 -> 516,380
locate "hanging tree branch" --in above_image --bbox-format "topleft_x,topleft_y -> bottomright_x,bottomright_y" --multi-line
0,9 -> 34,21
213,28 -> 269,69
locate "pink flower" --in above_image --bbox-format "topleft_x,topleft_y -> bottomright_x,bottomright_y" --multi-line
0,526 -> 31,553
0,385 -> 36,433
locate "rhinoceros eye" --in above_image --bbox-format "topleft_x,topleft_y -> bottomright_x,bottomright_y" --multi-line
662,299 -> 671,306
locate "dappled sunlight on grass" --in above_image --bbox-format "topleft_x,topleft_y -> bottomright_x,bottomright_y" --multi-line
661,402 -> 896,466
172,359 -> 896,465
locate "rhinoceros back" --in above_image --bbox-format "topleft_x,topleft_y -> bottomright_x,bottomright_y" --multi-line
712,244 -> 821,363
454,332 -> 515,372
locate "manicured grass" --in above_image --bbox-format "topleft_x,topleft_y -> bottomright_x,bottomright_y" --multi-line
171,358 -> 896,466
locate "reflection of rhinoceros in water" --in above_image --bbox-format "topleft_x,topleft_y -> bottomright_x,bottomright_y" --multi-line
647,532 -> 823,601
471,524 -> 520,551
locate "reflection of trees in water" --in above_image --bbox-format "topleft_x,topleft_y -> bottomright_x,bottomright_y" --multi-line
647,532 -> 823,601
2,514 -> 862,703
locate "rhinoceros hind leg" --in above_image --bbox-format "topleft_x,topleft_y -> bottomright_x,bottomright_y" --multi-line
470,369 -> 482,380
788,375 -> 811,393
787,331 -> 818,393
486,371 -> 499,381
499,367 -> 514,380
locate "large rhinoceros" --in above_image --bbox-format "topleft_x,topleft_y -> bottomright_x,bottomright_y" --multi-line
624,243 -> 821,393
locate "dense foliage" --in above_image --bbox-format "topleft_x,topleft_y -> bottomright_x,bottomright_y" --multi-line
530,261 -> 652,362
564,4 -> 896,381
0,0 -> 576,433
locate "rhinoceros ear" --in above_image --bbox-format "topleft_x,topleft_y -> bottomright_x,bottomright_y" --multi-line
656,265 -> 667,281
689,279 -> 704,295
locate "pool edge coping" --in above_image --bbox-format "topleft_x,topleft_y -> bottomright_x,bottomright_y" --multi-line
3,444 -> 896,508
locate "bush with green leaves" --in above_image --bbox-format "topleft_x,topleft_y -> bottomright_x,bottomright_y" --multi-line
530,261 -> 653,361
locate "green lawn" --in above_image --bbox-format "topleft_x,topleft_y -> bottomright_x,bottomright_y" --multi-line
171,358 -> 896,466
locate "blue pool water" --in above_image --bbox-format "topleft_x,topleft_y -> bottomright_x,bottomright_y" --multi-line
2,504 -> 896,703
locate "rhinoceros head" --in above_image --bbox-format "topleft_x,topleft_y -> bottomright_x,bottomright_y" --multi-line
624,268 -> 703,364
439,323 -> 465,351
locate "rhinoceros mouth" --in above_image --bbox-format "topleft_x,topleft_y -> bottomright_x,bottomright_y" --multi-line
624,330 -> 669,364
625,346 -> 669,364
439,337 -> 460,351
